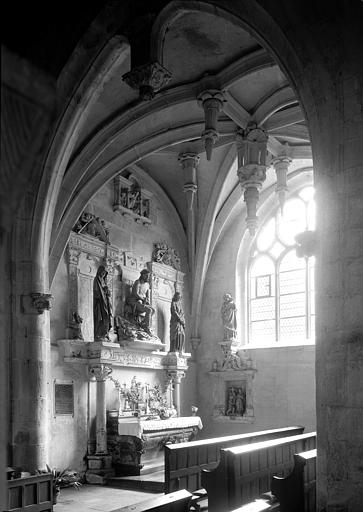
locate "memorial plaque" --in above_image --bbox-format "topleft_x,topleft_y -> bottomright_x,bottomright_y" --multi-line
54,382 -> 74,415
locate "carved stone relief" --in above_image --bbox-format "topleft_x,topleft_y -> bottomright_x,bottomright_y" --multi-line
113,174 -> 153,226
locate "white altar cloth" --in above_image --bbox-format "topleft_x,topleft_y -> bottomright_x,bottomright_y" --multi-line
118,416 -> 203,437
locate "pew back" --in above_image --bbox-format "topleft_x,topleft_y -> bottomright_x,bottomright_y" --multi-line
165,425 -> 304,493
271,448 -> 316,512
202,431 -> 316,512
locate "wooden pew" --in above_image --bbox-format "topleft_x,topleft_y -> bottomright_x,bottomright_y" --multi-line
271,448 -> 316,512
164,425 -> 304,494
110,489 -> 192,512
202,431 -> 316,512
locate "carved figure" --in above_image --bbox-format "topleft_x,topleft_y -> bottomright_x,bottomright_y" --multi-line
93,265 -> 112,340
72,311 -> 84,340
235,388 -> 246,416
126,269 -> 154,335
152,242 -> 181,270
170,292 -> 185,353
221,293 -> 237,341
225,387 -> 236,415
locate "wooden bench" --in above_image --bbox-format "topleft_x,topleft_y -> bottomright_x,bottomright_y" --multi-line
110,489 -> 192,512
271,448 -> 317,512
202,431 -> 316,512
164,425 -> 304,494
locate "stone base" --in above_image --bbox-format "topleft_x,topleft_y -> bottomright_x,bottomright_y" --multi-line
86,454 -> 114,484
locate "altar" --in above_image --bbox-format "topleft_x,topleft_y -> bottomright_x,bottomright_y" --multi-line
107,414 -> 203,476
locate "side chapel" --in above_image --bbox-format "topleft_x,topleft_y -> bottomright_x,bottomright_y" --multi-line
1,1 -> 363,510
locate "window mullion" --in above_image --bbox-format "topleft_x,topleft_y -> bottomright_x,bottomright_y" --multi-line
306,257 -> 311,339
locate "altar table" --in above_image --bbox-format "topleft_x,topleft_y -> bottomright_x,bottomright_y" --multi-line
107,415 -> 203,476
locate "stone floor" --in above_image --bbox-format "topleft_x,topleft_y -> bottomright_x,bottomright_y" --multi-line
54,484 -> 163,512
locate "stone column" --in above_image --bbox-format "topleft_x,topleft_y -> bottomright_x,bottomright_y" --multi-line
236,123 -> 268,235
13,286 -> 53,472
178,153 -> 200,278
86,364 -> 114,483
167,370 -> 186,417
271,153 -> 292,212
89,364 -> 112,454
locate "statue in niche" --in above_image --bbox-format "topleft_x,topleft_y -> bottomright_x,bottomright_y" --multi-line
225,387 -> 236,415
221,293 -> 237,341
93,265 -> 113,340
141,199 -> 150,218
170,291 -> 185,353
125,269 -> 154,336
235,387 -> 246,416
72,311 -> 84,340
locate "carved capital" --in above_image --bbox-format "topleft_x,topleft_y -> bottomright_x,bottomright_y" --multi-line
30,293 -> 53,314
123,62 -> 172,101
178,152 -> 200,170
166,369 -> 186,385
89,364 -> 112,382
197,90 -> 225,161
271,155 -> 292,211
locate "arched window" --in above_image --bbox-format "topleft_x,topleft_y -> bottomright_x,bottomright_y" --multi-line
248,186 -> 315,345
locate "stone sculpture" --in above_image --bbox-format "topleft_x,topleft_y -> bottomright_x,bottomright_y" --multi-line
93,265 -> 112,340
72,311 -> 84,340
170,291 -> 185,353
221,293 -> 237,341
125,269 -> 154,335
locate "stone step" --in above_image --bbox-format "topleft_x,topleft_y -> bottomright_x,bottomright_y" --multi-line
107,470 -> 165,493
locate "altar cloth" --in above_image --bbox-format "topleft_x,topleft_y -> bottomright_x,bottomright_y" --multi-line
118,415 -> 203,437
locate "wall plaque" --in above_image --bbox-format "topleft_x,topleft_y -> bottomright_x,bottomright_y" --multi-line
54,382 -> 74,415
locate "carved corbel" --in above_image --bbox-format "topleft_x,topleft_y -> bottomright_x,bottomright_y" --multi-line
190,337 -> 201,350
295,230 -> 317,258
123,62 -> 172,101
25,292 -> 53,314
197,90 -> 225,160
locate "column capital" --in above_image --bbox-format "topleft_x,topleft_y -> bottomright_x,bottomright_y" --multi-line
89,364 -> 112,382
166,369 -> 186,385
178,152 -> 200,169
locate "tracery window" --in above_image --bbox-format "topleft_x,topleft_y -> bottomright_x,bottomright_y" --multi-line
248,186 -> 315,345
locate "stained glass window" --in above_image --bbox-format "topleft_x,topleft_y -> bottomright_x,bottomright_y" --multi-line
247,186 -> 315,345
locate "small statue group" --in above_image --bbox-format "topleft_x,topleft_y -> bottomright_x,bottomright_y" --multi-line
120,187 -> 150,218
225,386 -> 246,416
152,242 -> 181,270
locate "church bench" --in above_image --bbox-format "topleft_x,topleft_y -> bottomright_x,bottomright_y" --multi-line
164,425 -> 304,494
271,448 -> 317,512
5,473 -> 53,512
110,489 -> 192,512
201,431 -> 316,512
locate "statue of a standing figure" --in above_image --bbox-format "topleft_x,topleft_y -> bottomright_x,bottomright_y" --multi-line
93,265 -> 112,340
170,292 -> 185,353
221,293 -> 237,341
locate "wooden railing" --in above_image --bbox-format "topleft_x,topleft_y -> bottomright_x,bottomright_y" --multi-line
271,448 -> 317,512
164,425 -> 304,494
202,431 -> 316,512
